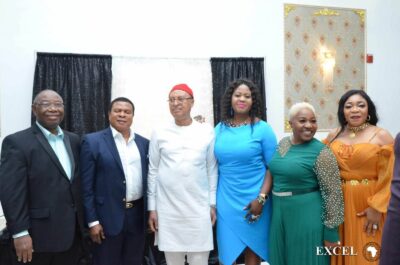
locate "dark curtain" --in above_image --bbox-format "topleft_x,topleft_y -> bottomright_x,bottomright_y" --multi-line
32,52 -> 112,135
211,58 -> 266,125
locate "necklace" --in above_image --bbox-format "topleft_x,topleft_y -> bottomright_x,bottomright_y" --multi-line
347,122 -> 370,138
228,118 -> 250,127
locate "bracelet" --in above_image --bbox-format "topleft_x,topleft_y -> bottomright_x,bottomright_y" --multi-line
257,193 -> 268,205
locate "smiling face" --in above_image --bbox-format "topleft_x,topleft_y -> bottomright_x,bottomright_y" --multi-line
32,90 -> 64,134
343,94 -> 369,127
290,108 -> 317,144
168,90 -> 193,122
231,84 -> 253,116
108,101 -> 133,135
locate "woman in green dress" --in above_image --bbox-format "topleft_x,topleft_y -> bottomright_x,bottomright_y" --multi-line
265,102 -> 344,265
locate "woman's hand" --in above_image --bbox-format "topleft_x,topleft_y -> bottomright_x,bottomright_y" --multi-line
357,207 -> 382,236
244,199 -> 263,223
324,240 -> 341,248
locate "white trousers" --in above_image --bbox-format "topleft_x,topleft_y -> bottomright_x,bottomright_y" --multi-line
164,251 -> 210,265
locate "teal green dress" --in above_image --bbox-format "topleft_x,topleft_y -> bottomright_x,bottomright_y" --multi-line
268,137 -> 344,265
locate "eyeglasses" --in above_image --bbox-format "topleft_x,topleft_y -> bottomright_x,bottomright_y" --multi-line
35,102 -> 64,109
167,97 -> 193,104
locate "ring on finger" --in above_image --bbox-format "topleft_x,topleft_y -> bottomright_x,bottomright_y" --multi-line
251,214 -> 260,219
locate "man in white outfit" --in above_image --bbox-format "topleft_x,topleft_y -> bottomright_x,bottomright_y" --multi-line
148,83 -> 218,265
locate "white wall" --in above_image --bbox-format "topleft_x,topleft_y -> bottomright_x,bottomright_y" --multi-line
1,0 -> 400,142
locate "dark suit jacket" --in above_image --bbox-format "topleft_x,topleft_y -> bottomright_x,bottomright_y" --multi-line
0,124 -> 84,252
380,133 -> 400,265
80,127 -> 149,236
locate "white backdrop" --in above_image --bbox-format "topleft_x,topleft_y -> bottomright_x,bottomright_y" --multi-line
2,0 -> 400,218
112,57 -> 214,139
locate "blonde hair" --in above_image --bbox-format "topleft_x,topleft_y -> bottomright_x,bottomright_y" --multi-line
288,102 -> 316,120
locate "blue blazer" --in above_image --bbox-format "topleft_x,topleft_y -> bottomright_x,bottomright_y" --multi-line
80,127 -> 149,236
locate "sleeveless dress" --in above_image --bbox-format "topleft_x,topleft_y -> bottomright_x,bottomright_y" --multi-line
327,131 -> 394,265
214,121 -> 276,265
268,137 -> 344,265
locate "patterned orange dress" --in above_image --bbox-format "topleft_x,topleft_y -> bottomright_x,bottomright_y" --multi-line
327,139 -> 394,265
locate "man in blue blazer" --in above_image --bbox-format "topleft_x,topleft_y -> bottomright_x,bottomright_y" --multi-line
80,97 -> 149,265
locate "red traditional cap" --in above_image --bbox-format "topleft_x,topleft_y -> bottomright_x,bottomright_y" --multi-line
170,83 -> 194,98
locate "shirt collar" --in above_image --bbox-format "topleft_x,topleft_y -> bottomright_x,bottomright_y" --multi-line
36,121 -> 64,139
110,126 -> 135,141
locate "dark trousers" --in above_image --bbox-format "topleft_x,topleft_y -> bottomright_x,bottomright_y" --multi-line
93,200 -> 145,265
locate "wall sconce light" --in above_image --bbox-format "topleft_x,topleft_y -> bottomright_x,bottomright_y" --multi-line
322,50 -> 336,71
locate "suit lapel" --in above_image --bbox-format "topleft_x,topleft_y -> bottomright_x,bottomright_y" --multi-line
63,133 -> 75,182
103,128 -> 124,174
134,134 -> 148,188
134,135 -> 146,168
33,125 -> 70,181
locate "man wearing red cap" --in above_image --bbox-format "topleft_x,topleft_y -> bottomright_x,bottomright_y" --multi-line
147,84 -> 218,265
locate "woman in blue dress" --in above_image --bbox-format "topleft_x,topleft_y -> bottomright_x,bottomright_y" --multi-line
214,79 -> 277,265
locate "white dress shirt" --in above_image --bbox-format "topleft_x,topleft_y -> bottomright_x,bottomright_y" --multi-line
110,126 -> 143,201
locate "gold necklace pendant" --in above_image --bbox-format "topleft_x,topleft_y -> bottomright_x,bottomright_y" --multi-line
347,122 -> 370,138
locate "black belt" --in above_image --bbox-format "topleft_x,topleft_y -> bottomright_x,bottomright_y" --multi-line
272,187 -> 319,197
125,197 -> 143,209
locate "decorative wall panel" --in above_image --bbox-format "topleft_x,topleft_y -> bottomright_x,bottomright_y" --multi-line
284,4 -> 366,131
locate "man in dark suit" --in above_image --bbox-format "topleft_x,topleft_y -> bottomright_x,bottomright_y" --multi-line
80,97 -> 149,265
380,132 -> 400,265
0,90 -> 85,265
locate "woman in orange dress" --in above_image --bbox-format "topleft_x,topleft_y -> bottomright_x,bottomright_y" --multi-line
325,90 -> 394,265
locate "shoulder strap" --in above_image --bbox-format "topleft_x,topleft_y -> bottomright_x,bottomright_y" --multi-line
327,127 -> 341,145
368,128 -> 382,142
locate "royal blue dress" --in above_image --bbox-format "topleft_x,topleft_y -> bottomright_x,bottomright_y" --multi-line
214,121 -> 277,264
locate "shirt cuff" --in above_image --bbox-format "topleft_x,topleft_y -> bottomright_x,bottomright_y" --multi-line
323,226 -> 339,243
88,221 -> 100,228
148,199 -> 156,211
13,230 -> 29,239
209,193 -> 216,206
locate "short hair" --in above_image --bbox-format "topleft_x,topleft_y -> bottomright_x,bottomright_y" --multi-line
33,89 -> 63,104
220,79 -> 263,125
108,97 -> 135,114
288,102 -> 316,120
337,89 -> 378,127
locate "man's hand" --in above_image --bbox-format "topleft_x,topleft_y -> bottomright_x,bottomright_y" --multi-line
14,235 -> 33,263
90,224 -> 105,244
148,211 -> 158,232
210,207 -> 217,226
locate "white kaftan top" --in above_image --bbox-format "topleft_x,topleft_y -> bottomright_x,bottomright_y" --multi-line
147,120 -> 218,251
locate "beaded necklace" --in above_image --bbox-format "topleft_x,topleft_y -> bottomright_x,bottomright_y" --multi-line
228,118 -> 250,127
